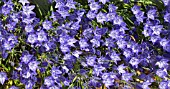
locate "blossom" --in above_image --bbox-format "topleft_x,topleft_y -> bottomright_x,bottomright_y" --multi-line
0,72 -> 7,85
96,12 -> 107,24
19,0 -> 29,6
22,5 -> 35,17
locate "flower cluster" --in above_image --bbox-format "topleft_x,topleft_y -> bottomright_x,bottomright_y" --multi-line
0,0 -> 170,89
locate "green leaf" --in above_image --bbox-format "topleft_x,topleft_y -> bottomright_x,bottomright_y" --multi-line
28,0 -> 50,18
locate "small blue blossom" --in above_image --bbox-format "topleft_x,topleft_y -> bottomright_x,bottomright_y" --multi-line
99,0 -> 109,4
122,73 -> 133,82
42,20 -> 53,30
0,72 -> 7,85
19,0 -> 29,6
89,2 -> 101,11
27,33 -> 37,44
96,12 -> 107,24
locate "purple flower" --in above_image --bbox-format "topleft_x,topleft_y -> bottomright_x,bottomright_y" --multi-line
37,30 -> 48,42
107,12 -> 116,21
90,37 -> 100,47
44,76 -> 54,87
162,0 -> 170,6
28,61 -> 39,72
131,5 -> 141,15
160,38 -> 169,47
42,20 -> 53,30
57,6 -> 70,18
89,2 -> 101,11
159,81 -> 168,89
135,11 -> 145,23
51,66 -> 62,79
60,44 -> 70,53
96,12 -> 107,24
156,69 -> 168,78
129,57 -> 141,68
164,12 -> 170,23
19,0 -> 30,6
25,24 -> 34,33
147,9 -> 157,20
142,26 -> 153,37
110,52 -> 121,64
0,72 -> 7,85
116,39 -> 127,49
151,25 -> 163,36
123,49 -> 133,58
109,28 -> 120,39
99,0 -> 109,4
141,81 -> 151,89
20,51 -> 33,64
22,5 -> 35,17
155,59 -> 169,68
79,38 -> 89,49
66,0 -> 76,9
108,4 -> 118,12
27,33 -> 37,44
122,73 -> 133,82
117,64 -> 127,74
86,56 -> 96,66
9,86 -> 19,89
86,10 -> 96,19
93,65 -> 105,76
2,40 -> 14,50
113,16 -> 124,25
55,0 -> 65,8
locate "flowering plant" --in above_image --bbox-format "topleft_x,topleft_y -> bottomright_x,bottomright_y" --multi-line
0,0 -> 170,89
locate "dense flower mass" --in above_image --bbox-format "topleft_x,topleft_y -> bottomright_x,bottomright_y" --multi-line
0,0 -> 170,89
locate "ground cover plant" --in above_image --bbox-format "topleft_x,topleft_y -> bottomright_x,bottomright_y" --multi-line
0,0 -> 170,89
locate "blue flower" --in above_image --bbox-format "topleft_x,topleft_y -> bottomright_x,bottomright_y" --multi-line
66,0 -> 76,9
25,24 -> 34,33
19,0 -> 30,6
147,9 -> 157,20
57,6 -> 70,18
156,69 -> 168,78
151,25 -> 163,36
42,20 -> 53,30
96,12 -> 107,24
107,12 -> 116,21
0,72 -> 7,85
164,12 -> 170,23
20,51 -> 33,64
129,57 -> 141,68
55,0 -> 65,8
131,5 -> 141,15
141,81 -> 151,89
155,59 -> 169,68
28,61 -> 39,72
37,30 -> 48,42
110,52 -> 121,64
22,5 -> 35,17
117,64 -> 127,74
79,38 -> 89,49
27,33 -> 37,44
9,86 -> 19,89
159,81 -> 168,89
93,65 -> 105,76
86,10 -> 96,19
86,56 -> 96,66
51,66 -> 62,79
99,0 -> 109,4
44,76 -> 54,87
89,2 -> 101,11
122,73 -> 133,82
108,4 -> 118,12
